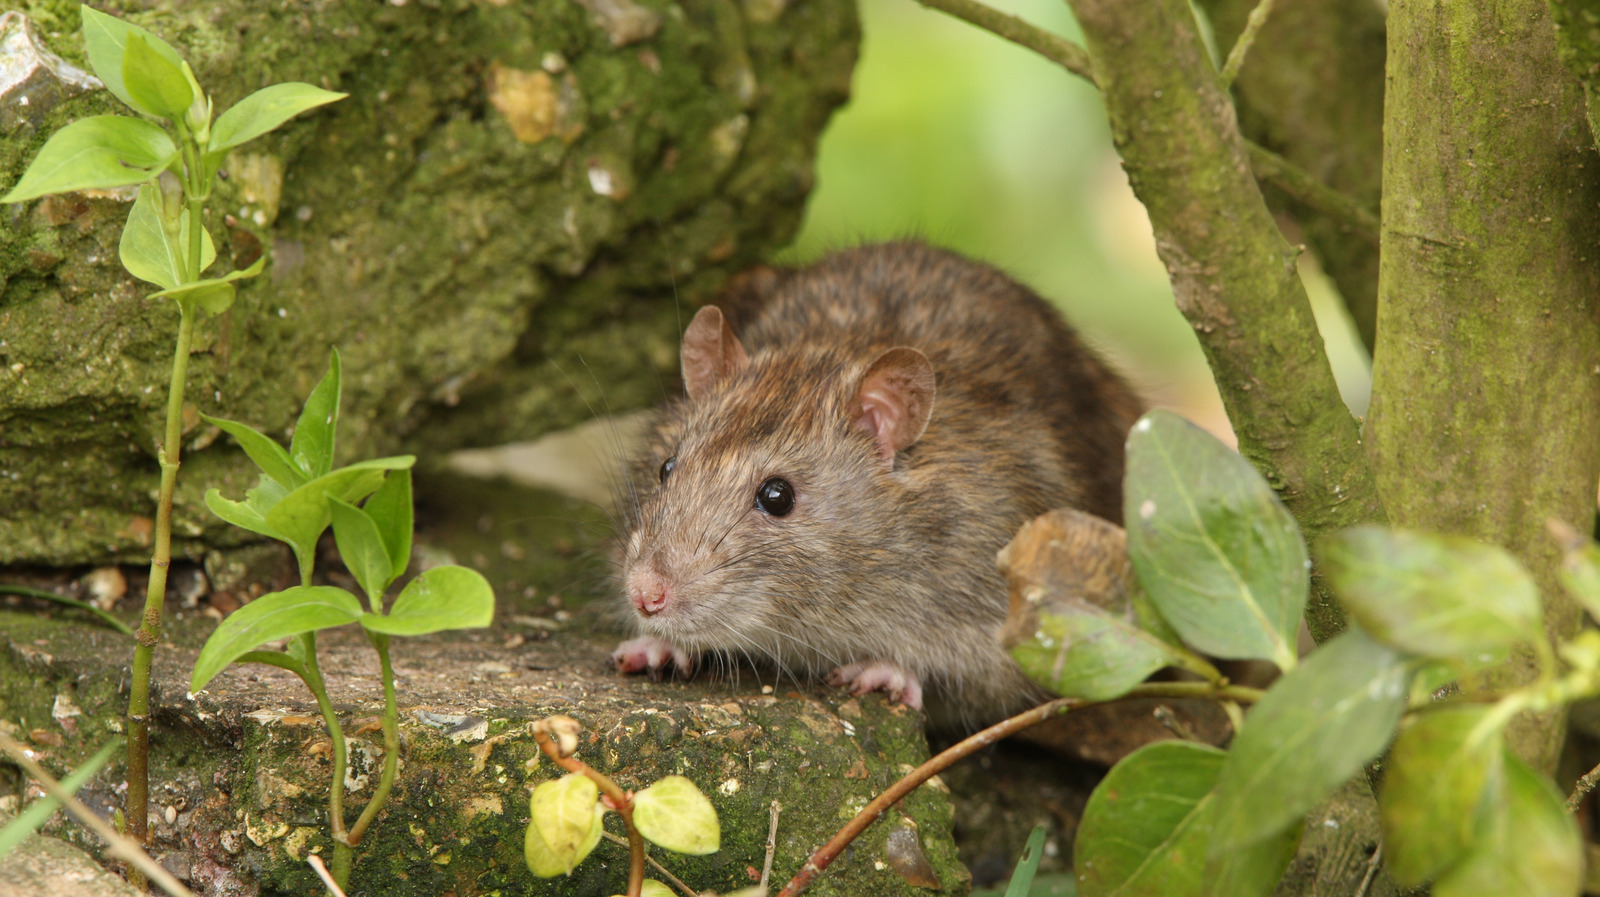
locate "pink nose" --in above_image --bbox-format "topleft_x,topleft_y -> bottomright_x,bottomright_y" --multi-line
628,571 -> 670,616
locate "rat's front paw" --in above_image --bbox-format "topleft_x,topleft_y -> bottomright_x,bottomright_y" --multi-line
612,636 -> 694,681
828,661 -> 924,709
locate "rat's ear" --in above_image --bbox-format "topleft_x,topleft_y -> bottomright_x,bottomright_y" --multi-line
681,306 -> 748,401
856,347 -> 936,465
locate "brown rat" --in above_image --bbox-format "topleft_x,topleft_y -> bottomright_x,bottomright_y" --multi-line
612,241 -> 1143,726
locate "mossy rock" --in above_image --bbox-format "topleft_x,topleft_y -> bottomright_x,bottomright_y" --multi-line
0,0 -> 856,565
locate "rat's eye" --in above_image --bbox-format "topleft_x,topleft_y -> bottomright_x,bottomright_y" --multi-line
755,477 -> 795,516
659,456 -> 676,483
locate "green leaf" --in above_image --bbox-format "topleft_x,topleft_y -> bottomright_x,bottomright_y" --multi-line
637,883 -> 674,897
2,116 -> 177,203
1123,410 -> 1308,670
362,468 -> 413,582
1554,526 -> 1600,624
526,774 -> 603,877
1012,607 -> 1179,701
204,486 -> 283,542
1321,527 -> 1543,658
0,736 -> 122,861
361,565 -> 494,636
1210,628 -> 1411,851
262,457 -> 415,560
1432,753 -> 1581,897
119,182 -> 216,290
121,32 -> 193,118
234,650 -> 307,678
208,82 -> 347,156
1002,825 -> 1047,897
1380,705 -> 1506,886
292,350 -> 341,480
80,6 -> 188,116
201,413 -> 301,490
632,775 -> 721,855
189,586 -> 362,692
1075,741 -> 1297,897
331,497 -> 395,606
149,254 -> 266,316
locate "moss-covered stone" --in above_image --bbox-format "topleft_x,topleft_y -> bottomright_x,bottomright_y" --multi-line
0,0 -> 857,564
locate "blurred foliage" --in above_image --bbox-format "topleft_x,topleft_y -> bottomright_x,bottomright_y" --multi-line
784,0 -> 1372,428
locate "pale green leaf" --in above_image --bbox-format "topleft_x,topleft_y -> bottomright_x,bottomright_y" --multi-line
1012,607 -> 1178,701
632,775 -> 721,855
208,82 -> 347,155
331,497 -> 394,606
80,5 -> 187,116
526,774 -> 603,877
1433,754 -> 1581,897
201,413 -> 301,489
119,182 -> 216,290
148,254 -> 266,316
122,32 -> 192,118
0,737 -> 121,861
189,586 -> 362,692
1002,825 -> 1047,897
1380,705 -> 1506,886
262,457 -> 415,559
291,349 -> 341,480
1124,410 -> 1307,670
3,116 -> 177,203
361,468 -> 413,582
362,565 -> 494,636
204,486 -> 283,542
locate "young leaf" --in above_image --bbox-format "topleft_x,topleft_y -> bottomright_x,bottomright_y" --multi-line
1123,411 -> 1308,670
262,457 -> 415,560
121,31 -> 193,119
330,497 -> 394,606
1380,705 -> 1506,886
1075,741 -> 1297,897
200,413 -> 302,490
1432,753 -> 1581,897
1321,527 -> 1542,658
632,775 -> 721,855
119,182 -> 217,290
2,116 -> 177,203
1011,608 -> 1179,701
526,774 -> 604,876
291,350 -> 341,480
149,255 -> 266,316
204,486 -> 284,542
361,468 -> 413,582
208,82 -> 347,155
189,586 -> 362,692
1210,628 -> 1412,852
80,5 -> 188,116
361,565 -> 494,636
0,736 -> 121,861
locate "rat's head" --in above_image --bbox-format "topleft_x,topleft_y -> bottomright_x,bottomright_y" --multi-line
618,306 -> 936,668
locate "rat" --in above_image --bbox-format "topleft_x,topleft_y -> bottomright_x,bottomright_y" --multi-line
610,241 -> 1144,726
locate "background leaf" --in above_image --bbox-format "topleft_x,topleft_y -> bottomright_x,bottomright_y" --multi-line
1379,705 -> 1506,886
119,182 -> 216,289
632,775 -> 721,855
3,116 -> 177,203
79,6 -> 188,116
1321,527 -> 1542,658
527,774 -> 603,876
189,586 -> 362,692
1075,741 -> 1297,897
121,31 -> 192,118
1432,753 -> 1581,897
331,497 -> 394,605
291,350 -> 341,480
1123,411 -> 1308,669
1210,628 -> 1411,851
361,565 -> 494,635
208,82 -> 347,155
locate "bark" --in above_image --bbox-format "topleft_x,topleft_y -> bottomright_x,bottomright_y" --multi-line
1201,0 -> 1386,354
1065,0 -> 1386,643
1368,0 -> 1600,770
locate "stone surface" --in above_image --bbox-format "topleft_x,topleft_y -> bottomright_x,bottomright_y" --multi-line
0,816 -> 145,897
0,0 -> 857,564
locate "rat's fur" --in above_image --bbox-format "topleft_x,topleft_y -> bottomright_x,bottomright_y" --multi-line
614,242 -> 1142,726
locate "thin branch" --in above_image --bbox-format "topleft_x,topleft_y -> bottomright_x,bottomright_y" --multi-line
762,800 -> 782,892
1567,759 -> 1600,812
1245,144 -> 1379,243
1218,0 -> 1278,86
0,731 -> 193,897
307,855 -> 349,897
909,0 -> 1094,83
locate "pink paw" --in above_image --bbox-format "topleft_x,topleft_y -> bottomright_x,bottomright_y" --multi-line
827,661 -> 924,709
612,636 -> 694,680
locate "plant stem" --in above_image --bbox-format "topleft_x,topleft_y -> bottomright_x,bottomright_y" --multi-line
774,680 -> 1264,897
1217,0 -> 1277,86
296,631 -> 353,887
532,727 -> 647,897
346,634 -> 399,845
125,303 -> 197,883
909,0 -> 1093,82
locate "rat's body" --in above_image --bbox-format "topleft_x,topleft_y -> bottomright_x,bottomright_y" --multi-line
613,242 -> 1143,726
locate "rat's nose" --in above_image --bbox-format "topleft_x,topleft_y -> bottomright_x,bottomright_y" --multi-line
628,569 -> 671,616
